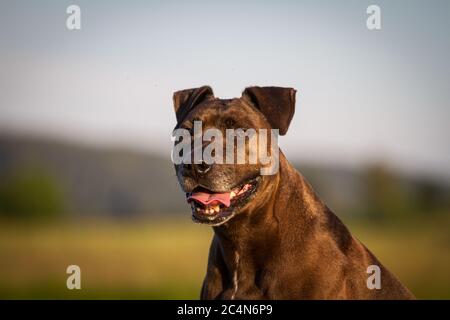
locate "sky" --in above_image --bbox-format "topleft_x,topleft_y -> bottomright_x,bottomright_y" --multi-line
0,0 -> 449,178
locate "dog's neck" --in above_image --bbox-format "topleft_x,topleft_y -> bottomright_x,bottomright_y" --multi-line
212,194 -> 280,267
212,198 -> 280,297
211,154 -> 328,296
212,154 -> 305,290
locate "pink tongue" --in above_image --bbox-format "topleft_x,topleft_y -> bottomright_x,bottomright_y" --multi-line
188,192 -> 231,207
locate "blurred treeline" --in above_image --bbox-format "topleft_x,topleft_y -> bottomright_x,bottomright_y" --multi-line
0,131 -> 449,221
299,164 -> 450,221
0,132 -> 184,219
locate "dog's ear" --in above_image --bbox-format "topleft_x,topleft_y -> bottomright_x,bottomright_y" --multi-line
173,86 -> 214,123
242,86 -> 296,135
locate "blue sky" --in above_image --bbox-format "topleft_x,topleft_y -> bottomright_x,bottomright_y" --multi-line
0,0 -> 449,178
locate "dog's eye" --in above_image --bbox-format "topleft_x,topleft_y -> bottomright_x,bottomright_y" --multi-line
224,118 -> 236,128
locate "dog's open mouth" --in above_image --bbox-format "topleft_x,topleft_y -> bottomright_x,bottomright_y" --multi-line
186,176 -> 260,225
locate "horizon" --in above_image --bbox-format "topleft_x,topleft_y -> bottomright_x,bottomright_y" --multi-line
1,126 -> 449,185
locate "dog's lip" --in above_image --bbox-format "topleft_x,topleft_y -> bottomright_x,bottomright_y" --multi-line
185,184 -> 238,195
186,175 -> 261,196
186,183 -> 245,208
191,207 -> 234,225
187,176 -> 261,225
185,176 -> 260,207
187,190 -> 232,207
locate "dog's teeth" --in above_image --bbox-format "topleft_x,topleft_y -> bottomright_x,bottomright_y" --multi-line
214,206 -> 220,213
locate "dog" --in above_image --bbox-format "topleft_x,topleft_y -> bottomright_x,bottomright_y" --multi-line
172,85 -> 415,299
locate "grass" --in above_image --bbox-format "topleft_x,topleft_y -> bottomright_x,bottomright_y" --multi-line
345,215 -> 450,299
0,215 -> 449,299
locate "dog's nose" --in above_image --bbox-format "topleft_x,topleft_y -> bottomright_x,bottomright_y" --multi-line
193,161 -> 212,175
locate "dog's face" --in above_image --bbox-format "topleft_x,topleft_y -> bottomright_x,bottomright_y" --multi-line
172,86 -> 296,226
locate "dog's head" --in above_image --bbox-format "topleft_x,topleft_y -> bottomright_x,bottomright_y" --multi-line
172,86 -> 296,226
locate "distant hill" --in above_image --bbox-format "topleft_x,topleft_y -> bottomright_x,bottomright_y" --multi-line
0,132 -> 186,217
0,131 -> 448,219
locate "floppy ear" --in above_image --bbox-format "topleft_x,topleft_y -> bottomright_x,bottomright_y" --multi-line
173,86 -> 214,123
242,86 -> 296,135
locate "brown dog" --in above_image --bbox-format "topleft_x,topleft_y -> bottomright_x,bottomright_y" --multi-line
172,85 -> 414,299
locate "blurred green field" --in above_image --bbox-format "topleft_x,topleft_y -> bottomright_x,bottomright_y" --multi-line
0,215 -> 449,299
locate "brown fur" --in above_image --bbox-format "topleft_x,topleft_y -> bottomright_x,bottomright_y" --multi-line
172,86 -> 415,300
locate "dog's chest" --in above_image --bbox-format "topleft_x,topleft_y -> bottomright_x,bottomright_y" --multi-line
219,252 -> 275,299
